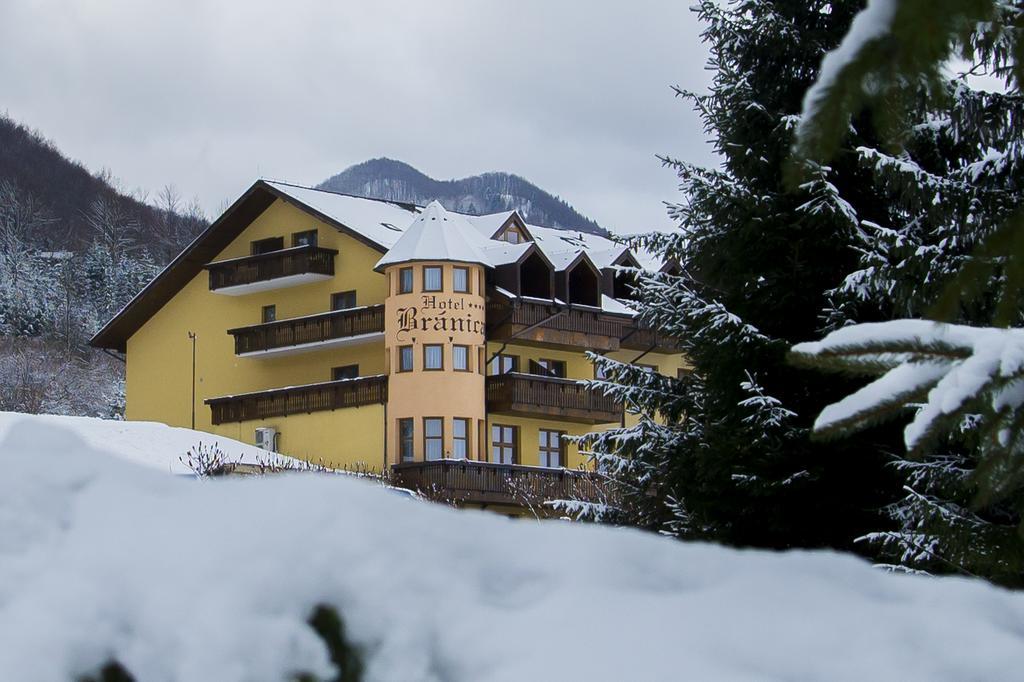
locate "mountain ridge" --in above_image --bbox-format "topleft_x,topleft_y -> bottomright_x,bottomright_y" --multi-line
317,158 -> 607,236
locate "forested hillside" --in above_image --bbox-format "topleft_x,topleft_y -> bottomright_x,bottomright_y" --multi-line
0,114 -> 208,418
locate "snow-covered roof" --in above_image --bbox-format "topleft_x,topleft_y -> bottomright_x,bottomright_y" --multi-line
265,180 -> 419,250
479,241 -> 534,266
374,201 -> 491,270
464,211 -> 517,239
92,179 -> 662,351
600,294 -> 637,316
546,249 -> 589,272
263,181 -> 662,275
587,246 -> 632,269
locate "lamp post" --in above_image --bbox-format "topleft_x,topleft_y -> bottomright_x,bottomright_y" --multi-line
187,331 -> 197,430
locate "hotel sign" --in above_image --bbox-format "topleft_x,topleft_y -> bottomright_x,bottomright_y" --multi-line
396,295 -> 484,340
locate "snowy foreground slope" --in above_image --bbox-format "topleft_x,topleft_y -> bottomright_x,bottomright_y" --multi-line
1,421 -> 1023,681
0,411 -> 288,475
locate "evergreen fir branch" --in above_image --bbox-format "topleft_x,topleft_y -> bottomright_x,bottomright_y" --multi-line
931,210 -> 1024,325
810,361 -> 948,439
793,0 -> 1003,165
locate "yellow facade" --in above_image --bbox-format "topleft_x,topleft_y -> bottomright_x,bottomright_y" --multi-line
119,189 -> 685,483
483,342 -> 687,465
125,198 -> 388,436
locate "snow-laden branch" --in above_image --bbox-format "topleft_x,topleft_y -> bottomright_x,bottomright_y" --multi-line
792,320 -> 1024,459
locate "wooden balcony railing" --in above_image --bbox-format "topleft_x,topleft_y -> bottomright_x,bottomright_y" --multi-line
206,375 -> 387,425
228,305 -> 385,355
391,459 -> 607,508
486,372 -> 622,424
487,298 -> 628,351
206,245 -> 338,291
619,323 -> 682,352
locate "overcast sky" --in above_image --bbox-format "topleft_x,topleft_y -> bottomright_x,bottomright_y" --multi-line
0,0 -> 715,235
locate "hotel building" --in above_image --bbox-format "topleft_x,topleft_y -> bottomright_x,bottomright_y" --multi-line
91,180 -> 683,510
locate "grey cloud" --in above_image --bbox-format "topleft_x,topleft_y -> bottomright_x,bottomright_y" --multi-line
0,0 -> 714,235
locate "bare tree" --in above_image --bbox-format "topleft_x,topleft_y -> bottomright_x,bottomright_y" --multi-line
149,184 -> 205,262
84,194 -> 142,263
0,179 -> 54,287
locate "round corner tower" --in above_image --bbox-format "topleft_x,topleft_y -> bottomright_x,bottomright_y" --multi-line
377,202 -> 488,464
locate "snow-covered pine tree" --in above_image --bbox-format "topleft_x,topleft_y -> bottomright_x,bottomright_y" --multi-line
577,0 -> 904,550
790,0 -> 1024,584
0,179 -> 59,336
81,240 -> 157,333
79,195 -> 158,332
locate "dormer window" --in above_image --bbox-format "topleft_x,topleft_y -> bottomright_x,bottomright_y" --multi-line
567,260 -> 601,307
519,251 -> 553,299
498,221 -> 531,244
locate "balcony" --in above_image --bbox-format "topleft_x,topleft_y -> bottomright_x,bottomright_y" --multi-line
206,375 -> 387,425
619,323 -> 682,353
487,298 -> 627,352
205,245 -> 338,295
486,372 -> 622,424
228,305 -> 385,357
390,459 -> 607,508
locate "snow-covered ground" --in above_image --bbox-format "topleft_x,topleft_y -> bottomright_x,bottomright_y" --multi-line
0,411 -> 291,475
1,417 -> 1023,681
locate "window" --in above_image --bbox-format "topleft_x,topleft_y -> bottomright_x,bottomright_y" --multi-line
453,418 -> 470,459
424,417 -> 444,461
533,359 -> 567,378
539,430 -> 565,468
251,236 -> 283,255
292,229 -> 318,247
478,348 -> 485,375
423,266 -> 443,292
332,364 -> 358,381
502,228 -> 522,244
489,354 -> 519,375
398,418 -> 414,462
262,305 -> 276,323
453,267 -> 469,293
398,345 -> 414,372
331,290 -> 356,310
453,345 -> 470,372
423,344 -> 443,370
491,425 -> 518,464
399,267 -> 414,294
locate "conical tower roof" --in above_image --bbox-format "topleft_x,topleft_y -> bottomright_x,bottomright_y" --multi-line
374,201 -> 490,271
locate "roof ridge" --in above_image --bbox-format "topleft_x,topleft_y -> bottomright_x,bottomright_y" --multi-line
264,178 -> 524,224
262,178 -> 423,213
